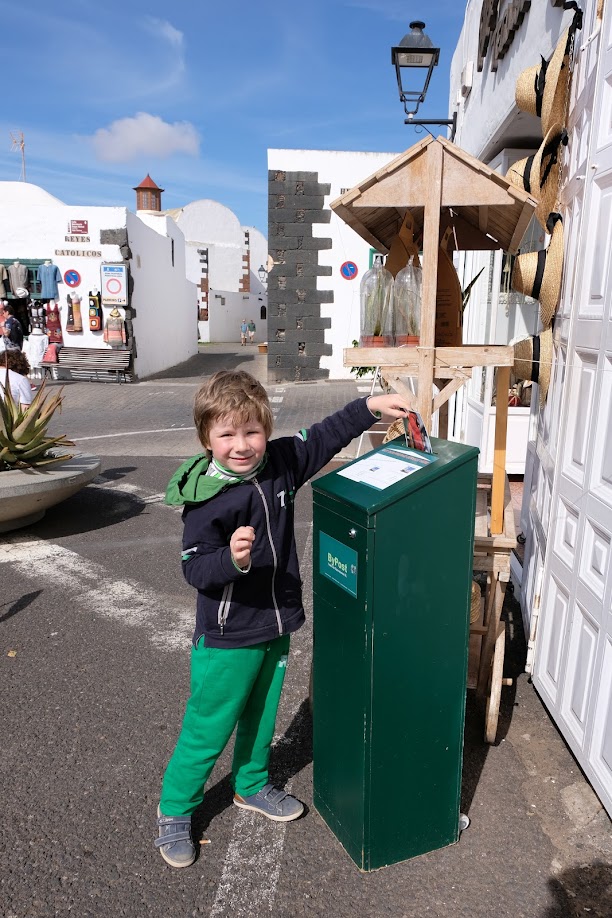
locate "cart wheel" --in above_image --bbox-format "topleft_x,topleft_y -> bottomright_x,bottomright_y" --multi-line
459,813 -> 470,832
484,624 -> 506,744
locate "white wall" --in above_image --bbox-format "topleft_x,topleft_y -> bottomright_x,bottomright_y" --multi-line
0,197 -> 128,348
0,184 -> 197,378
268,149 -> 400,379
450,1 -> 578,159
128,212 -> 197,378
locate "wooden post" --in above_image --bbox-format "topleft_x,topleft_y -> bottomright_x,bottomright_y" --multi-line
417,142 -> 444,430
491,365 -> 510,534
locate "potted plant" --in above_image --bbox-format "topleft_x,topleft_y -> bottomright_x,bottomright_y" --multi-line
0,373 -> 101,532
360,254 -> 394,347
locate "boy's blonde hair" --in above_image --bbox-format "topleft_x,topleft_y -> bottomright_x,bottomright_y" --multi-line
194,370 -> 274,449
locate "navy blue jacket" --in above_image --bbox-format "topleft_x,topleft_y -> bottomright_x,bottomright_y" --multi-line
181,397 -> 377,648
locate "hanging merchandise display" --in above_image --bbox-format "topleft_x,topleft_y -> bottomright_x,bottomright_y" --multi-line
360,254 -> 394,346
45,303 -> 63,345
28,301 -> 46,331
8,261 -> 29,294
511,213 -> 564,328
66,293 -> 83,334
37,261 -> 63,300
0,264 -> 8,297
24,328 -> 50,379
89,291 -> 102,331
103,307 -> 127,349
393,256 -> 422,345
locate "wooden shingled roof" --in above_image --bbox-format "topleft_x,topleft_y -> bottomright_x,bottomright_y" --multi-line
330,135 -> 537,255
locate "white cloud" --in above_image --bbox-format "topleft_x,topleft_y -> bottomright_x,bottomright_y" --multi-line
88,113 -> 200,163
143,17 -> 184,51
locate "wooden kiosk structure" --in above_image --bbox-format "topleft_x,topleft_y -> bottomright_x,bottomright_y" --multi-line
332,136 -> 537,742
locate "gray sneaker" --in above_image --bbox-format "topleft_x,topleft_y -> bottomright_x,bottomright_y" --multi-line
233,784 -> 304,822
155,805 -> 196,868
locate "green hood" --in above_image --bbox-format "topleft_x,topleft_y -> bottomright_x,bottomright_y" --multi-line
165,454 -> 230,507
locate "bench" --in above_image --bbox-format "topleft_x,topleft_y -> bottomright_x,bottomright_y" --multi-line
41,347 -> 132,384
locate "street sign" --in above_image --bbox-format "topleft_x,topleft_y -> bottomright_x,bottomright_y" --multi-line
340,261 -> 358,280
63,269 -> 81,288
101,263 -> 128,306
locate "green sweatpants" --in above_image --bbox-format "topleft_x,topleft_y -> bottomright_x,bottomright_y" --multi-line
160,634 -> 290,817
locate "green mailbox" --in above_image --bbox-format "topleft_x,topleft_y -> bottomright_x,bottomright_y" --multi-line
312,435 -> 478,871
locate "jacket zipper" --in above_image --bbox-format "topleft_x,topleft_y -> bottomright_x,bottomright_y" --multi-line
253,479 -> 283,635
218,582 -> 234,635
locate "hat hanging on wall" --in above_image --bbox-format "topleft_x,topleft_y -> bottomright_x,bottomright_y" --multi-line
513,326 -> 554,407
506,124 -> 568,229
515,3 -> 583,131
511,213 -> 564,328
541,3 -> 583,133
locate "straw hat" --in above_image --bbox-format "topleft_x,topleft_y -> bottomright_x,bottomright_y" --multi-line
541,29 -> 572,134
531,123 -> 568,228
513,326 -> 554,406
506,123 -> 568,229
515,56 -> 547,120
511,213 -> 564,328
383,418 -> 404,444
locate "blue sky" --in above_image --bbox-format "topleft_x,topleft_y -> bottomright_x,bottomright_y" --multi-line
0,0 -> 465,236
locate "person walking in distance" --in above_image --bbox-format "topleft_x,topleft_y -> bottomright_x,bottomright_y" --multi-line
247,318 -> 256,344
155,369 -> 410,867
240,318 -> 248,346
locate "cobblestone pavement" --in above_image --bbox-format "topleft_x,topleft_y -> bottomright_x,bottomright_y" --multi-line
2,345 -> 610,918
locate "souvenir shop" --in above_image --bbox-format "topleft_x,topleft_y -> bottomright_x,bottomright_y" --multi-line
0,256 -> 119,379
0,189 -> 197,379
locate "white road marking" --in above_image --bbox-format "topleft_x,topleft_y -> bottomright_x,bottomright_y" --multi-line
206,524 -> 313,916
73,427 -> 194,442
0,537 -> 192,651
269,397 -> 284,403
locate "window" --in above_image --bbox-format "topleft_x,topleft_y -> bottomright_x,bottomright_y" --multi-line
0,258 -> 45,298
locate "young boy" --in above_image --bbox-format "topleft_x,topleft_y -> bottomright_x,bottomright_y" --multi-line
156,370 -> 409,868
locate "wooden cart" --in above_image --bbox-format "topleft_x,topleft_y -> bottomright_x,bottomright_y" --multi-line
332,135 -> 536,742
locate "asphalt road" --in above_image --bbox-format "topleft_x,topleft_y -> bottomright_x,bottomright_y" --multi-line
1,347 -> 610,918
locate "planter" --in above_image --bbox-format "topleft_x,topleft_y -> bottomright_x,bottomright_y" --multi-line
395,335 -> 420,347
258,343 -> 268,354
0,452 -> 101,533
360,335 -> 394,348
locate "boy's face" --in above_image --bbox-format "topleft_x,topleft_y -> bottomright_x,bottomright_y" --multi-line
205,414 -> 267,474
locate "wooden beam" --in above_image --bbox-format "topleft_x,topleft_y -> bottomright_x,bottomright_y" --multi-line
343,345 -> 513,369
432,376 -> 469,413
379,375 -> 417,409
479,205 -> 489,234
383,365 -> 472,379
491,365 -> 511,534
417,141 -> 444,429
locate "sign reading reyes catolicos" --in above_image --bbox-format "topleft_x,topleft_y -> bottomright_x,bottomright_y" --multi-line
101,263 -> 128,306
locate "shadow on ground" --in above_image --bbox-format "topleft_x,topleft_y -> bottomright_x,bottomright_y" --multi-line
144,349 -> 263,381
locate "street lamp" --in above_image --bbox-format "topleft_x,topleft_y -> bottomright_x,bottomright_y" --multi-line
258,264 -> 268,288
391,21 -> 456,140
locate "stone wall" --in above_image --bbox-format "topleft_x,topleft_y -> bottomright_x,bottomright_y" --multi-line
267,170 -> 333,381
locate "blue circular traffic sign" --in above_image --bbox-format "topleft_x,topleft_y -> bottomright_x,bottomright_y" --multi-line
340,261 -> 358,280
64,269 -> 81,288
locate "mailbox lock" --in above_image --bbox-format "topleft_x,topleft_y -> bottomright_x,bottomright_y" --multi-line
348,528 -> 357,539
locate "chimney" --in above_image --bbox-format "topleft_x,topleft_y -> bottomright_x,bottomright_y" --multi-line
133,174 -> 164,212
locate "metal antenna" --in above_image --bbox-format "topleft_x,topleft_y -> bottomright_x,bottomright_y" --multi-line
9,131 -> 26,181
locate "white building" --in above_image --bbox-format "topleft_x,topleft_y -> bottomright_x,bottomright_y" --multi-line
0,180 -> 196,379
163,197 -> 268,344
267,149 -> 400,381
450,0 -> 612,816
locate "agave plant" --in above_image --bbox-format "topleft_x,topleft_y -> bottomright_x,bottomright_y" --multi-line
0,370 -> 74,471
